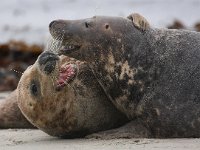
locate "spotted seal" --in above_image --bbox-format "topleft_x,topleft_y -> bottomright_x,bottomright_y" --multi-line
16,52 -> 127,138
49,12 -> 200,138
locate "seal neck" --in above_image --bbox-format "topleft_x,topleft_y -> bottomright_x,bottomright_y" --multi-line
89,30 -> 156,118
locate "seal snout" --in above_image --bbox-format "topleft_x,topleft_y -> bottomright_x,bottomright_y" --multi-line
49,19 -> 70,41
49,19 -> 69,32
49,20 -> 56,28
38,52 -> 59,74
49,20 -> 65,28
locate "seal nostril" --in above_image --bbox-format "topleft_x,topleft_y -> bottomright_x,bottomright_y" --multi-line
39,52 -> 59,65
38,52 -> 59,74
43,61 -> 57,74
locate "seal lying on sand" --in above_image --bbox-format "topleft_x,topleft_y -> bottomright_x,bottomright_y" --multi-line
49,12 -> 200,138
17,52 -> 128,138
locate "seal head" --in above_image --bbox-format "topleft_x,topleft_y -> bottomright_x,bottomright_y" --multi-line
49,13 -> 150,60
17,52 -> 128,138
49,14 -> 152,118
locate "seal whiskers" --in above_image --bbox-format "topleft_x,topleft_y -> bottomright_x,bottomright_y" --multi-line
44,32 -> 64,54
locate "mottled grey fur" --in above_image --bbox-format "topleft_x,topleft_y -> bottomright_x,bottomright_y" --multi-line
137,28 -> 200,137
50,15 -> 200,138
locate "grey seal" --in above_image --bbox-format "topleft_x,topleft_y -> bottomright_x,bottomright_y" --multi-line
49,12 -> 200,138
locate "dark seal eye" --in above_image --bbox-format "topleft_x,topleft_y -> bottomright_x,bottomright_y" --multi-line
105,24 -> 109,29
30,84 -> 38,96
30,81 -> 40,97
85,22 -> 90,28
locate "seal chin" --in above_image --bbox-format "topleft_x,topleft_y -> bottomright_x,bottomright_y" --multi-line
56,62 -> 77,91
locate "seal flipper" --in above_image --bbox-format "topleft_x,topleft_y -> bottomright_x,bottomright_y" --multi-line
86,120 -> 151,139
0,90 -> 35,128
127,13 -> 150,31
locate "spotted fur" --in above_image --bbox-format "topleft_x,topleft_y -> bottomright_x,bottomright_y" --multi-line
50,13 -> 200,138
17,54 -> 128,137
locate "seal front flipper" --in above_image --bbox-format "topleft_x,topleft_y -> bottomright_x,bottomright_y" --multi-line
86,120 -> 151,139
127,13 -> 150,31
0,90 -> 35,128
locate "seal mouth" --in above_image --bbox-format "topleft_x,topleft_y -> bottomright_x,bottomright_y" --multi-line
56,59 -> 78,91
59,44 -> 81,55
55,55 -> 85,91
56,63 -> 77,91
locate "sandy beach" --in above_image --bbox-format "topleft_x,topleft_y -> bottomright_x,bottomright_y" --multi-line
0,129 -> 200,150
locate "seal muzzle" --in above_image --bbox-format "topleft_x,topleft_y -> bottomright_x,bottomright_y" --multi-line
38,52 -> 59,74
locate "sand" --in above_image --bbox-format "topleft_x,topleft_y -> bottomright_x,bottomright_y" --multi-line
0,129 -> 199,150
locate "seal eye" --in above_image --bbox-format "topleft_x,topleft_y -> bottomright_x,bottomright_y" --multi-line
30,81 -> 40,97
105,24 -> 109,29
30,84 -> 38,96
85,22 -> 89,28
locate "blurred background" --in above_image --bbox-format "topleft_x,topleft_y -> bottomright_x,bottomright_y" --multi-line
1,0 -> 200,91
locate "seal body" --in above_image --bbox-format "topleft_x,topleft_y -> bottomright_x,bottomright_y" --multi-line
49,14 -> 200,138
0,90 -> 34,128
17,52 -> 128,138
